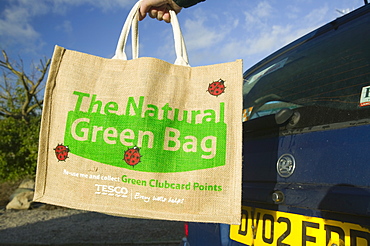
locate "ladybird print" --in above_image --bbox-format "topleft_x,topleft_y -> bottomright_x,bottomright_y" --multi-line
207,79 -> 226,96
123,147 -> 141,166
54,144 -> 70,161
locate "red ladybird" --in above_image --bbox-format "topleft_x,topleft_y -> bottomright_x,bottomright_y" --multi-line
54,144 -> 69,161
207,79 -> 226,96
123,147 -> 141,166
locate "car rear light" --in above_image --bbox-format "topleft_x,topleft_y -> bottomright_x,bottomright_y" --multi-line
184,222 -> 189,237
180,222 -> 190,245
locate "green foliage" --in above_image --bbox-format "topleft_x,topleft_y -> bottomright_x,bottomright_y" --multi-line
0,116 -> 41,181
0,50 -> 50,181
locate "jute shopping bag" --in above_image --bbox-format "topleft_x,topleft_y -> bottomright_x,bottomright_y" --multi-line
34,0 -> 243,224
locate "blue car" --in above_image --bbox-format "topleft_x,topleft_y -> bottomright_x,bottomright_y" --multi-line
183,2 -> 370,245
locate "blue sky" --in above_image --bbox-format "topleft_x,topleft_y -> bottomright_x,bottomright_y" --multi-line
0,0 -> 366,72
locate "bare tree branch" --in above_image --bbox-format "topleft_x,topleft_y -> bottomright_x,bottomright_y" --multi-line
0,50 -> 50,121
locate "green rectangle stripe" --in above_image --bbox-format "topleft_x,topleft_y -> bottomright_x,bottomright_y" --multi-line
64,109 -> 227,173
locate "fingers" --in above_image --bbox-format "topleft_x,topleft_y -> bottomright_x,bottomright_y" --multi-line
138,0 -> 182,22
148,7 -> 171,23
162,12 -> 171,23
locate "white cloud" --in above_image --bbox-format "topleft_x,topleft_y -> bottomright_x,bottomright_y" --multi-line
254,1 -> 273,18
182,7 -> 239,52
1,0 -> 364,69
214,24 -> 298,70
244,1 -> 273,26
182,1 -> 345,69
237,4 -> 332,58
0,0 -> 136,53
177,7 -> 244,65
56,20 -> 73,34
303,5 -> 329,26
48,0 -> 136,13
0,4 -> 40,50
183,18 -> 220,51
285,4 -> 301,19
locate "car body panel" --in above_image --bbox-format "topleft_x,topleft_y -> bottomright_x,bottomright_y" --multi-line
187,3 -> 370,246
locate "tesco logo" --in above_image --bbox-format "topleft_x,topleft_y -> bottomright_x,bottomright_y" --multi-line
94,184 -> 129,198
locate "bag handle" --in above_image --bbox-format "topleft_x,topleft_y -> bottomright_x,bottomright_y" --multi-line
113,0 -> 189,66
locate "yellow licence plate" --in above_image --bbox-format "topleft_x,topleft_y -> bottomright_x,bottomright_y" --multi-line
230,206 -> 370,246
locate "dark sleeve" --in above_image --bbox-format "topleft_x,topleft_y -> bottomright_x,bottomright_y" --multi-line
173,0 -> 205,8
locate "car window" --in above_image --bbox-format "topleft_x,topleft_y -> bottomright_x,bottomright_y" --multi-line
243,14 -> 370,127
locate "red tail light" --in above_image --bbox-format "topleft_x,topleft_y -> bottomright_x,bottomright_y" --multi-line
184,222 -> 189,237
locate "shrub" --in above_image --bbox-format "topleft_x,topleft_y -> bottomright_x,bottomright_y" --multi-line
0,116 -> 40,181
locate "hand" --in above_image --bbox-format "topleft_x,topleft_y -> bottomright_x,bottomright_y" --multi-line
139,0 -> 182,23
